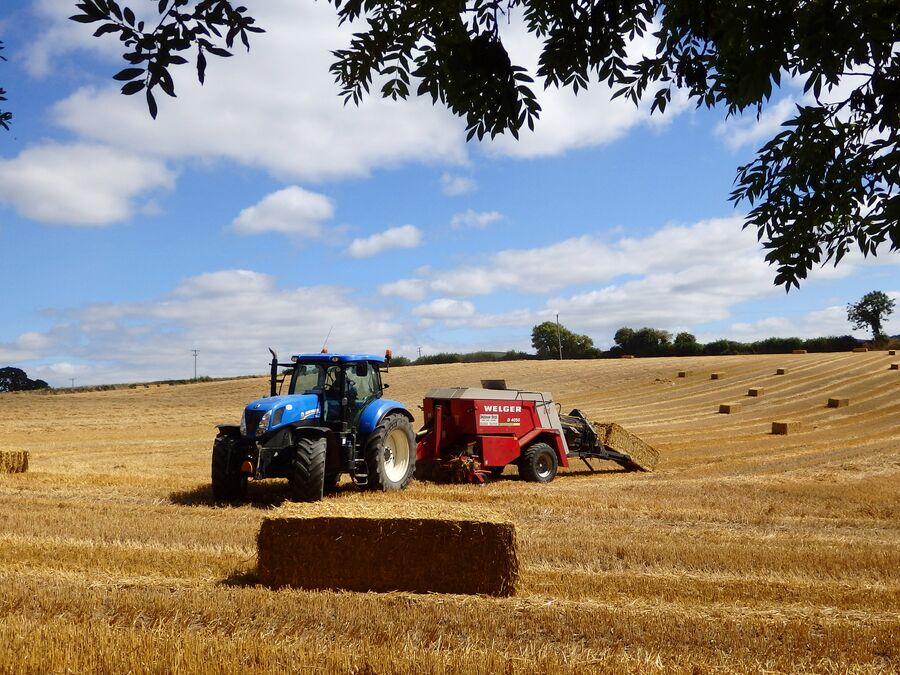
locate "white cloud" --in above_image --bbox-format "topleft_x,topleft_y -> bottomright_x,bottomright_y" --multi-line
440,173 -> 477,196
378,279 -> 426,301
1,269 -> 401,386
412,298 -> 476,320
230,186 -> 334,238
450,209 -> 504,229
715,96 -> 801,151
0,142 -> 175,226
47,0 -> 467,182
347,225 -> 422,258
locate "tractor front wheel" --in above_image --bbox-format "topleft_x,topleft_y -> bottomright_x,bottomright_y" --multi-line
365,414 -> 415,491
518,442 -> 558,483
289,435 -> 326,502
211,433 -> 248,502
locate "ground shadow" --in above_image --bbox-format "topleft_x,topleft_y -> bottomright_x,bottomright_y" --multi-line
219,568 -> 261,588
168,478 -> 362,508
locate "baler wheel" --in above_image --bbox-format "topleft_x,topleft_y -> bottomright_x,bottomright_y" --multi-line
289,436 -> 326,502
518,442 -> 558,483
211,433 -> 248,502
365,414 -> 415,491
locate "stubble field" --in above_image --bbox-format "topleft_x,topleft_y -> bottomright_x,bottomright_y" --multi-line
0,352 -> 898,673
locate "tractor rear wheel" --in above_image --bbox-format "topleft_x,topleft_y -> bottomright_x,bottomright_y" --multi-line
289,435 -> 326,502
518,442 -> 558,483
365,414 -> 415,491
211,433 -> 248,502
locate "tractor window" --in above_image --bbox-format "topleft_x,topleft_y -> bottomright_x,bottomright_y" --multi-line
347,363 -> 378,402
290,363 -> 327,394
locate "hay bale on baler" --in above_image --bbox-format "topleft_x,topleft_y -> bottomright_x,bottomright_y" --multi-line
592,422 -> 659,472
0,450 -> 29,474
256,501 -> 518,597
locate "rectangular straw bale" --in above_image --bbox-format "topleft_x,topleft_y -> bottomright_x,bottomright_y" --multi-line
791,349 -> 807,354
677,370 -> 690,378
771,421 -> 801,435
619,354 -> 635,359
827,397 -> 849,408
852,347 -> 869,353
890,363 -> 899,370
257,505 -> 517,597
889,350 -> 897,356
776,368 -> 787,375
718,403 -> 740,414
747,388 -> 764,397
0,450 -> 29,474
710,372 -> 723,380
593,422 -> 659,472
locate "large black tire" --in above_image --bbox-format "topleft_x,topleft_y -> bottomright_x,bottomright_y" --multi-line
289,435 -> 326,502
518,442 -> 559,483
211,433 -> 248,502
364,414 -> 415,491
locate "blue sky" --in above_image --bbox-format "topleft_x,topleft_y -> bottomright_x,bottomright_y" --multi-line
1,0 -> 898,386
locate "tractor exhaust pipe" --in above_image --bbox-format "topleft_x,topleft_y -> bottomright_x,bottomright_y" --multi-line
268,348 -> 278,397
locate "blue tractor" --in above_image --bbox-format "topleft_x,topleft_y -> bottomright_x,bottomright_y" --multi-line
211,350 -> 415,502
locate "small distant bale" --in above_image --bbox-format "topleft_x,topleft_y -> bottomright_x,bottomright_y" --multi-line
852,347 -> 869,353
772,421 -> 801,435
890,363 -> 899,371
677,370 -> 690,378
827,398 -> 849,408
718,403 -> 741,414
0,450 -> 29,474
889,350 -> 897,356
748,388 -> 764,397
776,368 -> 787,375
791,349 -> 807,354
256,507 -> 518,597
710,372 -> 724,380
619,354 -> 635,359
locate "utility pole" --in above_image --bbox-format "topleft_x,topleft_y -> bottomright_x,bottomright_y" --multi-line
191,349 -> 199,380
417,346 -> 422,359
556,313 -> 563,360
70,378 -> 75,389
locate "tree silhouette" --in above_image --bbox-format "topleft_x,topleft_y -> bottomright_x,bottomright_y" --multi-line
847,291 -> 896,342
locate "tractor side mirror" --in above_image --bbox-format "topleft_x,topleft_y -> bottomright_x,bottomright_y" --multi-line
355,362 -> 368,377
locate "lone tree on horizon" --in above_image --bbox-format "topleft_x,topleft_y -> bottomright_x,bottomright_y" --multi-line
847,291 -> 896,342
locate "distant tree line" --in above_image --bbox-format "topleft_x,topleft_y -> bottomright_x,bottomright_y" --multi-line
0,367 -> 49,392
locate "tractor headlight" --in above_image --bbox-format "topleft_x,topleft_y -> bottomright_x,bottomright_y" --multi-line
256,410 -> 272,437
239,411 -> 247,436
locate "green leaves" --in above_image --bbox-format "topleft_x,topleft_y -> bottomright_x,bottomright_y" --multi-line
72,0 -> 265,119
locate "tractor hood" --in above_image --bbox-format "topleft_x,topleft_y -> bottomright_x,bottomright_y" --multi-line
241,394 -> 321,438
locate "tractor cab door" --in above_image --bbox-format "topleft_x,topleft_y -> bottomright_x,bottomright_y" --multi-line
346,362 -> 380,427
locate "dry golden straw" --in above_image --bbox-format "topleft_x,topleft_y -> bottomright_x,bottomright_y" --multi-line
771,421 -> 801,435
593,422 -> 659,471
677,370 -> 690,378
0,450 -> 28,473
718,403 -> 740,414
257,502 -> 518,597
791,349 -> 807,354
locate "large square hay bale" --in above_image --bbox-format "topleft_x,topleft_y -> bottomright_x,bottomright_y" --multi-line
256,502 -> 517,597
718,403 -> 740,414
748,388 -> 764,397
0,450 -> 28,474
852,347 -> 868,352
593,422 -> 659,471
619,354 -> 635,359
677,370 -> 690,378
710,372 -> 724,380
791,349 -> 807,354
776,368 -> 787,375
771,421 -> 801,435
827,397 -> 849,408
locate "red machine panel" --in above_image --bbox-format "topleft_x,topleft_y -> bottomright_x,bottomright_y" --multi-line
473,399 -> 532,434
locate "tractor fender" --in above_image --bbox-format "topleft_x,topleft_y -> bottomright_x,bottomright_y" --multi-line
357,399 -> 413,435
216,424 -> 241,438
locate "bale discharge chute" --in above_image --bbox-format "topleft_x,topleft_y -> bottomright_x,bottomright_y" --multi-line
415,386 -> 658,483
